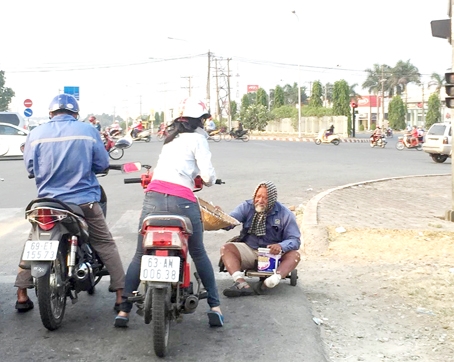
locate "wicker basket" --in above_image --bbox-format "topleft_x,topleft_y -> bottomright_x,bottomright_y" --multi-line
198,198 -> 240,231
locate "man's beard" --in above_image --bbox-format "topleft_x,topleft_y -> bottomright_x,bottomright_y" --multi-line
255,204 -> 266,213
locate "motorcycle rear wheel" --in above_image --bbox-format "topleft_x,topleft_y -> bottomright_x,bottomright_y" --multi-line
152,288 -> 170,357
144,136 -> 151,143
37,248 -> 67,331
396,142 -> 405,150
331,139 -> 340,146
241,135 -> 250,142
369,141 -> 375,148
144,283 -> 152,324
109,147 -> 124,160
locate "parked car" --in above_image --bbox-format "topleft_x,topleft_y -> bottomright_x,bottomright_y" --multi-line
422,122 -> 452,163
0,122 -> 29,158
0,112 -> 27,130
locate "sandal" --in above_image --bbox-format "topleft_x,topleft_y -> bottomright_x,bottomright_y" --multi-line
207,310 -> 224,327
15,298 -> 34,313
114,315 -> 129,328
223,281 -> 255,297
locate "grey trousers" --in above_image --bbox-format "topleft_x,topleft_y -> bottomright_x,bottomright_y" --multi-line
15,202 -> 125,291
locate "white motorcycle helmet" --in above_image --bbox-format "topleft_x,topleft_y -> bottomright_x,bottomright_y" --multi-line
174,97 -> 211,121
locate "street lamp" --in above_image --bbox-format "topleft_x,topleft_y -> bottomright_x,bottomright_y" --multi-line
292,10 -> 302,138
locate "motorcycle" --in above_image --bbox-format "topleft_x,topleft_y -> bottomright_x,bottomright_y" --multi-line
124,165 -> 224,357
21,163 -> 140,331
156,129 -> 168,141
396,134 -> 423,151
385,128 -> 393,138
101,130 -> 125,160
224,128 -> 249,142
207,129 -> 221,142
369,134 -> 387,148
127,127 -> 151,142
315,129 -> 341,146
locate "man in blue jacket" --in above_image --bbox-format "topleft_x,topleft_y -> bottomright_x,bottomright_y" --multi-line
220,181 -> 301,297
14,94 -> 125,312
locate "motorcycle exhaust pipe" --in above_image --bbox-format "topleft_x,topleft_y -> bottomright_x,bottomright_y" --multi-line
75,262 -> 92,281
183,295 -> 199,314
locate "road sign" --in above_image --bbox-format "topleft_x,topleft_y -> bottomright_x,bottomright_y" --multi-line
24,108 -> 33,117
63,86 -> 80,100
24,99 -> 33,107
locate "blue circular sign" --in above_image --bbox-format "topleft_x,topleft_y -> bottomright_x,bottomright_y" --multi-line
24,108 -> 33,117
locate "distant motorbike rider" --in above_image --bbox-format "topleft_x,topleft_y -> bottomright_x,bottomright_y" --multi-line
205,117 -> 216,135
371,126 -> 382,144
132,120 -> 144,138
89,115 -> 101,132
325,124 -> 334,139
410,126 -> 419,146
235,122 -> 244,138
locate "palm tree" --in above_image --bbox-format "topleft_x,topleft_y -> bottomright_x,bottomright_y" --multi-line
429,72 -> 445,94
389,59 -> 421,95
349,83 -> 361,102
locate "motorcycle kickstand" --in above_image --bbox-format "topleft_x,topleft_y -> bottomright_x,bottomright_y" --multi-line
69,289 -> 79,305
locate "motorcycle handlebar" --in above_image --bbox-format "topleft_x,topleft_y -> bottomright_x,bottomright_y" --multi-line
124,178 -> 142,184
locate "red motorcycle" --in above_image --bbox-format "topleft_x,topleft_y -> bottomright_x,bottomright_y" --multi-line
101,131 -> 124,160
156,129 -> 168,141
395,134 -> 423,151
124,165 -> 224,357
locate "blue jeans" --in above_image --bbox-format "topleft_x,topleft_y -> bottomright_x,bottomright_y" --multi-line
120,192 -> 220,312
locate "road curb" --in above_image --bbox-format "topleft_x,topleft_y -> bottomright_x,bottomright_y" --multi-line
249,136 -> 370,143
301,173 -> 451,255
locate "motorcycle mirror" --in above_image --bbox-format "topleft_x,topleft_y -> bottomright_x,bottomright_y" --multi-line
122,162 -> 142,173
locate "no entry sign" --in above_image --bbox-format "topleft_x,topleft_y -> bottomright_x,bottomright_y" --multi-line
24,99 -> 33,107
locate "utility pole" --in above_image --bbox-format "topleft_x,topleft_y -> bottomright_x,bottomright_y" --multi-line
206,51 -> 211,112
181,76 -> 192,96
227,58 -> 232,130
215,58 -> 221,120
381,65 -> 385,128
421,83 -> 425,125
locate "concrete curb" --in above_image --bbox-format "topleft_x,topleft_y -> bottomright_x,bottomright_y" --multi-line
301,173 -> 451,255
249,136 -> 370,143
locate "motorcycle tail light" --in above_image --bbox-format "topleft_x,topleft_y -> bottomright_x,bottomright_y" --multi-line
182,261 -> 191,288
143,227 -> 184,248
28,208 -> 67,231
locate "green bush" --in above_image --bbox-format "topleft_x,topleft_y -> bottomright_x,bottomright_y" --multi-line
359,124 -> 364,131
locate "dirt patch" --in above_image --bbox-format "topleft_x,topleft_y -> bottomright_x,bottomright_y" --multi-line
300,227 -> 454,362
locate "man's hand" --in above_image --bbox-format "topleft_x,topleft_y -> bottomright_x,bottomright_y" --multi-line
268,244 -> 282,255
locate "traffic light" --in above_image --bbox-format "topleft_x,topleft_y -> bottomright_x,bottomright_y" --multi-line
445,72 -> 454,108
351,102 -> 358,114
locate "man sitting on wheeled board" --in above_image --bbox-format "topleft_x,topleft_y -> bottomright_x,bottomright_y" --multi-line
219,181 -> 301,297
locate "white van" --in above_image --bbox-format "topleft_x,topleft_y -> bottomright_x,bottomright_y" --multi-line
0,112 -> 27,130
422,122 -> 452,163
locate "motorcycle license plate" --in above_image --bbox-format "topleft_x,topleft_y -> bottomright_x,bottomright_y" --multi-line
140,255 -> 180,282
22,240 -> 59,261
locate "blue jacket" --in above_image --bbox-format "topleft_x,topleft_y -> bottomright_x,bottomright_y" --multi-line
229,200 -> 301,252
24,114 -> 109,205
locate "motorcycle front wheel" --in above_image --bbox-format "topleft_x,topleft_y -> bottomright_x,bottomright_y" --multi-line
396,142 -> 405,150
109,147 -> 124,160
152,288 -> 171,357
212,134 -> 221,142
224,134 -> 232,142
157,133 -> 166,141
37,248 -> 67,331
315,139 -> 321,145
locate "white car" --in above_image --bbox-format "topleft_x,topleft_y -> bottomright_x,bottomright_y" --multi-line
422,122 -> 452,163
0,122 -> 29,158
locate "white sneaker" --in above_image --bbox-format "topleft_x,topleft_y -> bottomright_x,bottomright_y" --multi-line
264,273 -> 281,288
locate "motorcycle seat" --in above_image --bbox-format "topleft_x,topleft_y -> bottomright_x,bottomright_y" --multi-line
141,213 -> 193,234
29,200 -> 85,217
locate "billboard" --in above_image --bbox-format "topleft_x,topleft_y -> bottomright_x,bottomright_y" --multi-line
247,85 -> 259,93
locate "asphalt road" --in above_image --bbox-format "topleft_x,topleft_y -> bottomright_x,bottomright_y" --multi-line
0,136 -> 449,362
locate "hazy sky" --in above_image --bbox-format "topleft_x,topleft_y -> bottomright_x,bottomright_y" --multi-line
2,0 -> 452,119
